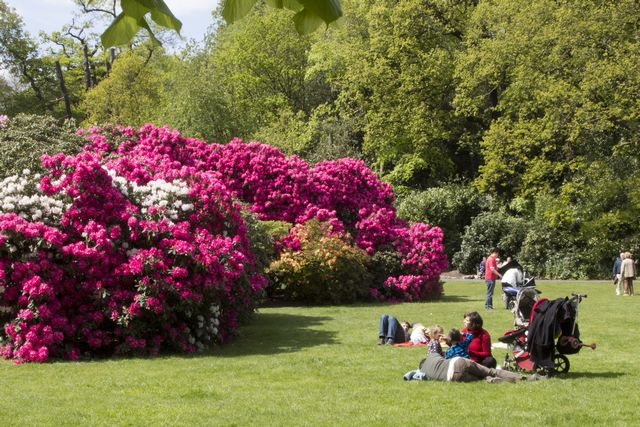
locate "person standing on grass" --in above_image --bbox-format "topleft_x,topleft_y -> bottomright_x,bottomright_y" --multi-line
484,249 -> 501,310
613,252 -> 624,295
620,252 -> 636,296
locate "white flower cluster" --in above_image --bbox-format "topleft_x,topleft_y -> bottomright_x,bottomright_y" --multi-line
0,115 -> 8,129
105,168 -> 194,221
185,304 -> 221,351
0,170 -> 69,224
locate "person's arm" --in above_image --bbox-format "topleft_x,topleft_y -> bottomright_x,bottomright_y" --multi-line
461,333 -> 473,351
472,330 -> 492,359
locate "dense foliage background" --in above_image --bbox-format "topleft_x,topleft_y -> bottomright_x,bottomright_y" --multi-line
2,0 -> 640,278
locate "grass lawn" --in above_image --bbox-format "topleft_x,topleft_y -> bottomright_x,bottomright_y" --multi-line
1,280 -> 638,426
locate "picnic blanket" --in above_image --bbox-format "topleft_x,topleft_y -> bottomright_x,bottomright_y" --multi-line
393,342 -> 427,347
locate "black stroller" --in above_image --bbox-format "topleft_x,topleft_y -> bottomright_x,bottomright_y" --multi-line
499,292 -> 596,375
499,260 -> 539,310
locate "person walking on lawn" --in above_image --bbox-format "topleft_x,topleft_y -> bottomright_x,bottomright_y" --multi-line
620,252 -> 636,296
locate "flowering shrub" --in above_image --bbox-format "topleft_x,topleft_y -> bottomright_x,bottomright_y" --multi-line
267,220 -> 371,304
379,223 -> 448,301
0,135 -> 264,363
0,115 -> 8,129
0,123 -> 447,362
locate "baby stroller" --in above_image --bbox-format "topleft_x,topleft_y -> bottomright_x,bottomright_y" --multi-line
499,260 -> 539,310
502,276 -> 539,311
499,292 -> 596,375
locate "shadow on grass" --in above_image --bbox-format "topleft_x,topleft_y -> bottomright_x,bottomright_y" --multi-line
561,371 -> 626,379
211,312 -> 336,357
438,295 -> 476,303
39,313 -> 336,365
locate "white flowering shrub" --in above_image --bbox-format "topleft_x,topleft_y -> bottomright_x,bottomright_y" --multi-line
0,170 -> 69,224
105,168 -> 193,221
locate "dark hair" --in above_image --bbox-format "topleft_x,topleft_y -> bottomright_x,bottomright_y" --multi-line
446,328 -> 462,347
491,248 -> 500,255
464,311 -> 483,330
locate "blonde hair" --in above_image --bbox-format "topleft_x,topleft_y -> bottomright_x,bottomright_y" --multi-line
426,324 -> 444,340
625,252 -> 632,259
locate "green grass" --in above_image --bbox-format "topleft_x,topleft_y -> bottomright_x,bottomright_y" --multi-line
1,280 -> 638,426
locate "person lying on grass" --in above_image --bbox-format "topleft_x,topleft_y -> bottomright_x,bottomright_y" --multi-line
378,313 -> 413,345
409,349 -> 545,383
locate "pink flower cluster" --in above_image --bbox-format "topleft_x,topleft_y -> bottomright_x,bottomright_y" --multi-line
78,125 -> 447,302
381,223 -> 448,301
0,130 -> 263,363
0,124 -> 447,362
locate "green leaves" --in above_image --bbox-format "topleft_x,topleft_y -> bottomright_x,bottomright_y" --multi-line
101,0 -> 182,47
221,0 -> 259,24
100,0 -> 342,47
223,0 -> 342,34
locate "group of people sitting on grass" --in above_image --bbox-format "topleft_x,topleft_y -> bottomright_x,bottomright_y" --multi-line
379,311 -> 544,383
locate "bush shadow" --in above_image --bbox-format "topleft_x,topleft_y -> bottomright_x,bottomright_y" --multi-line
437,295 -> 475,303
210,312 -> 336,357
559,371 -> 626,379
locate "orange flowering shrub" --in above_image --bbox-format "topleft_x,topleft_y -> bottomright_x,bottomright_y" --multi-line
267,220 -> 371,304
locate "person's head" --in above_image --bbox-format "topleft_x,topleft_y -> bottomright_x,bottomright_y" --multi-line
426,324 -> 444,340
625,252 -> 632,260
463,311 -> 483,331
490,248 -> 499,257
400,321 -> 412,331
620,252 -> 625,259
446,328 -> 462,347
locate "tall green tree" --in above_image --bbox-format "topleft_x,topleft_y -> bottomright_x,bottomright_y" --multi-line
82,43 -> 176,126
159,7 -> 332,144
309,0 -> 481,188
0,1 -> 58,115
456,0 -> 640,197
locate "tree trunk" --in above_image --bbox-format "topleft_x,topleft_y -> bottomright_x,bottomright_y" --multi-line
82,43 -> 92,90
55,59 -> 72,118
90,61 -> 98,86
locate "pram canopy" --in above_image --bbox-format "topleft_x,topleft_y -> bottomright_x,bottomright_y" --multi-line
513,287 -> 540,327
526,297 -> 580,369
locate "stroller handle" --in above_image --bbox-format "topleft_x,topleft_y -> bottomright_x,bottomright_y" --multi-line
570,293 -> 587,304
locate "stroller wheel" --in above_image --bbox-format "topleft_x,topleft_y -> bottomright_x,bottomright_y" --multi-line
507,300 -> 515,310
553,354 -> 570,374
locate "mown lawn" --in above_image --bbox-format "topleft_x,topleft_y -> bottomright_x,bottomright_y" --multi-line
0,280 -> 637,426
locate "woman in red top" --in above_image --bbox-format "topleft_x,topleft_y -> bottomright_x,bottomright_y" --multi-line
461,311 -> 497,369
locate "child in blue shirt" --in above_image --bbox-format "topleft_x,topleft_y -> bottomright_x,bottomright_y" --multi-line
445,328 -> 473,359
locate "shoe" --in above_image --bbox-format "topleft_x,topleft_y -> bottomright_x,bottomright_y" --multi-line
403,370 -> 417,381
386,338 -> 394,345
486,306 -> 493,310
486,376 -> 510,384
526,373 -> 548,381
378,337 -> 385,345
616,291 -> 621,296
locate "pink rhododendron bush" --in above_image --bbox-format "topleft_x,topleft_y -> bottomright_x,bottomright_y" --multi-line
0,124 -> 447,362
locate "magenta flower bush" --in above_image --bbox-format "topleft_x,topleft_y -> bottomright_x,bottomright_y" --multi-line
0,124 -> 447,362
0,135 -> 264,363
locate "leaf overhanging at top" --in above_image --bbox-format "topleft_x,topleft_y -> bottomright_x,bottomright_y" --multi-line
101,0 -> 180,47
222,0 -> 259,24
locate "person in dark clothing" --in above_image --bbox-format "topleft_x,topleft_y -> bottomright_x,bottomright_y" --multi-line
378,313 -> 411,345
612,253 -> 623,295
